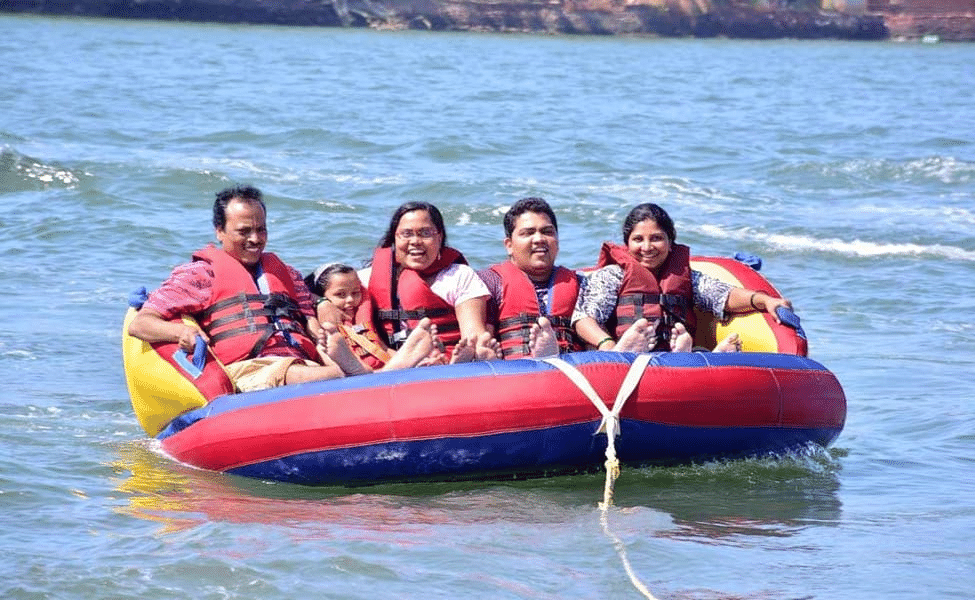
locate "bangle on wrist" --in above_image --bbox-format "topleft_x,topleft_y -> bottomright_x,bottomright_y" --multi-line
750,291 -> 768,311
596,337 -> 614,349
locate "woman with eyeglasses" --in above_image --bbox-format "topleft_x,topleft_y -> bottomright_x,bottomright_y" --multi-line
361,202 -> 500,362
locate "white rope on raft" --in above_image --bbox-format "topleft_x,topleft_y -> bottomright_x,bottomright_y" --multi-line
541,355 -> 659,600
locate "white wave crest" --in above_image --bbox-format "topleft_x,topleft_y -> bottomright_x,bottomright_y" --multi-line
1,349 -> 37,360
832,156 -> 974,185
698,224 -> 975,262
1,148 -> 80,187
826,202 -> 975,227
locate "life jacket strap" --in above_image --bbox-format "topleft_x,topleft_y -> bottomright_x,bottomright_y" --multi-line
497,314 -> 575,357
617,292 -> 690,350
389,320 -> 459,348
202,292 -> 266,317
617,293 -> 687,322
497,313 -> 572,330
377,307 -> 452,322
204,292 -> 311,360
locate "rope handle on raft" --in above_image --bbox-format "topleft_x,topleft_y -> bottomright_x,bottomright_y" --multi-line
776,306 -> 806,340
172,335 -> 208,377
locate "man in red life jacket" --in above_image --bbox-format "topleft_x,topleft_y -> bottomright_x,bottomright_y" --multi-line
127,185 -> 347,392
479,198 -> 657,358
477,198 -> 582,359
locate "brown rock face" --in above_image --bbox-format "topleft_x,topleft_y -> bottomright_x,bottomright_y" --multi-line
0,0 -> 890,39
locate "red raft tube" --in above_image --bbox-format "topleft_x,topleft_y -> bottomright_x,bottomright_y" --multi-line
122,255 -> 845,486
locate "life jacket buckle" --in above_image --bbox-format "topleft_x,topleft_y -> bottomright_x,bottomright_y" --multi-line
390,329 -> 409,347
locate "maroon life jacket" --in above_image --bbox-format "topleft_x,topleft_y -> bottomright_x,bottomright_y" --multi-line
596,242 -> 696,351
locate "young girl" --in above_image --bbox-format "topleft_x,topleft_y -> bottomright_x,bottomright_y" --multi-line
307,263 -> 445,374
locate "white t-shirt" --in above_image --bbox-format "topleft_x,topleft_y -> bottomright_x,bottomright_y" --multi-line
359,263 -> 489,307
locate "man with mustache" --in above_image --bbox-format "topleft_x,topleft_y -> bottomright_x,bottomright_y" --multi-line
128,185 -> 347,392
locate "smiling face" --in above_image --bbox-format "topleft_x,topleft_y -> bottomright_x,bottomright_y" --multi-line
393,209 -> 443,272
215,198 -> 267,268
626,218 -> 672,274
504,211 -> 558,283
323,271 -> 363,322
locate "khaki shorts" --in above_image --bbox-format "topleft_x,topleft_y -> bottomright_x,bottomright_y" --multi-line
225,357 -> 320,392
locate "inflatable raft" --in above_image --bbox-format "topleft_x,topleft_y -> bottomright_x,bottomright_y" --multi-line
122,256 -> 845,486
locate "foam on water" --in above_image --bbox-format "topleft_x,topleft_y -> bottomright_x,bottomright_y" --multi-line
697,224 -> 975,262
0,146 -> 84,190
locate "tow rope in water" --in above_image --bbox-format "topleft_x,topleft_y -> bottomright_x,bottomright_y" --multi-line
541,355 -> 659,600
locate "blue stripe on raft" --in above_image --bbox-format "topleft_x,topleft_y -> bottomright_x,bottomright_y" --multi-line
638,350 -> 829,370
226,421 -> 607,485
560,349 -> 832,371
223,420 -> 843,486
616,420 -> 843,463
157,350 -> 833,441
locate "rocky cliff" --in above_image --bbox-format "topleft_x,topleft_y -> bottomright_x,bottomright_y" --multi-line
878,0 -> 975,41
1,0 -> 891,39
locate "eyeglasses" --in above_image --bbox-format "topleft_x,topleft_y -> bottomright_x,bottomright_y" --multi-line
396,228 -> 439,240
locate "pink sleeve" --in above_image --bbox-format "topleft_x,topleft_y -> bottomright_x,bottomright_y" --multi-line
142,262 -> 214,320
432,264 -> 490,306
288,265 -> 315,318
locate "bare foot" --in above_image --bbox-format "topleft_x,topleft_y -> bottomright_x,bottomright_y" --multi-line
614,318 -> 655,353
318,321 -> 371,376
529,317 -> 560,358
417,321 -> 446,366
382,318 -> 436,371
416,348 -> 447,367
429,323 -> 445,354
474,331 -> 502,361
449,336 -> 476,364
714,332 -> 742,353
669,322 -> 694,352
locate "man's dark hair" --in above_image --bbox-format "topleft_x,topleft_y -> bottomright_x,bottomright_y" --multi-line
503,197 -> 558,238
212,185 -> 266,230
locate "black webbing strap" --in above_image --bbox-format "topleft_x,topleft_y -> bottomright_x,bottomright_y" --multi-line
205,292 -> 309,359
376,307 -> 452,321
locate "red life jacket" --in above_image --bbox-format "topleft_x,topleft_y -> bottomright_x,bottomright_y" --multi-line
596,242 -> 696,351
488,261 -> 580,359
193,246 -> 319,365
366,246 -> 466,356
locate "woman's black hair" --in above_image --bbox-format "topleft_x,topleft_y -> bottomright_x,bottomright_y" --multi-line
304,263 -> 356,296
622,203 -> 676,244
377,202 -> 447,250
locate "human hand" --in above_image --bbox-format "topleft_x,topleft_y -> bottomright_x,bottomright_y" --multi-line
760,294 -> 793,324
316,299 -> 346,325
177,324 -> 208,353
